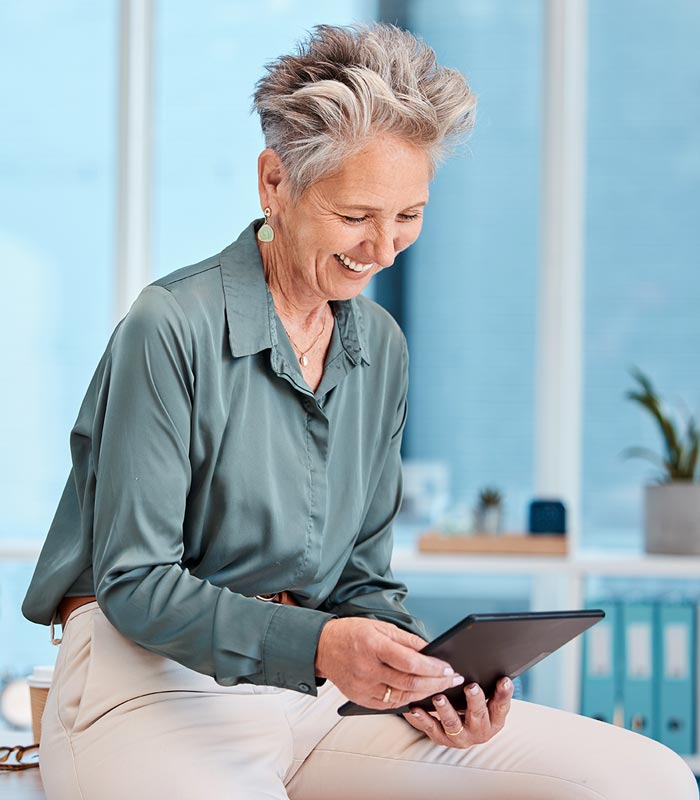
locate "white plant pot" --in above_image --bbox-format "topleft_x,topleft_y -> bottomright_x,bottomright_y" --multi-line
476,506 -> 502,534
644,483 -> 700,555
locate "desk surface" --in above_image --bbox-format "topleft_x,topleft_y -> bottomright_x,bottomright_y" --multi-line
0,770 -> 46,799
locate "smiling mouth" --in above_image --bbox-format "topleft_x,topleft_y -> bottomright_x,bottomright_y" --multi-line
334,253 -> 374,273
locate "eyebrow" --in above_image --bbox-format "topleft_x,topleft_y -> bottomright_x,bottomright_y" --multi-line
338,199 -> 429,212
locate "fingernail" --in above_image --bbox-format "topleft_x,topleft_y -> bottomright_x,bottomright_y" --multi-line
503,677 -> 512,690
443,666 -> 454,676
451,674 -> 465,686
411,710 -> 421,717
434,695 -> 446,706
468,684 -> 479,695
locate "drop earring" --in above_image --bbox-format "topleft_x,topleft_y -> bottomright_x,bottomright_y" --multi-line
257,207 -> 275,242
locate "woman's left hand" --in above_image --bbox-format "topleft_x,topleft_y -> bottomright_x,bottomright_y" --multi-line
402,676 -> 513,749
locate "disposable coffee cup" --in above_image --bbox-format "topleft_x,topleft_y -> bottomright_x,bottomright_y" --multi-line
27,665 -> 54,743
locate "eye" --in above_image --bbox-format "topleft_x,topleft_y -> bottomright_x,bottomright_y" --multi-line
399,213 -> 420,221
341,215 -> 368,224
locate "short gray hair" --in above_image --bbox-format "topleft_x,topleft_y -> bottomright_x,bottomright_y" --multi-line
252,23 -> 476,196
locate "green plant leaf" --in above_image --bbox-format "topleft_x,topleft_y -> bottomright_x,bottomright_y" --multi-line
477,487 -> 502,507
621,446 -> 667,469
679,418 -> 700,480
626,367 -> 683,473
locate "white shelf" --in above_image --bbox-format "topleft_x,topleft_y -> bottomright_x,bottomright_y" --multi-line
392,547 -> 700,580
392,547 -> 571,575
573,551 -> 700,578
0,540 -> 43,560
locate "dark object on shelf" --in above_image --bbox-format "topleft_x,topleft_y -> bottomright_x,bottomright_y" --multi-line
528,499 -> 566,535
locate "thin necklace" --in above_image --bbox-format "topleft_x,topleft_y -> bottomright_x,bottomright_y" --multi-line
283,310 -> 328,367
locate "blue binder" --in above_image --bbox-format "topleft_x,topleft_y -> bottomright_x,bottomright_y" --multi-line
581,601 -> 619,724
656,602 -> 696,754
621,602 -> 657,739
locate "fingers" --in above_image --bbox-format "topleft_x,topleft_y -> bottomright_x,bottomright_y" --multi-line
463,683 -> 491,741
487,677 -> 513,730
404,695 -> 467,748
403,707 -> 454,747
378,668 -> 465,706
404,677 -> 515,750
373,626 -> 464,707
380,659 -> 463,691
375,634 -> 453,679
450,677 -> 513,741
432,694 -> 466,738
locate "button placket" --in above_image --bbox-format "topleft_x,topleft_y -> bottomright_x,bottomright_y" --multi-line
292,403 -> 330,588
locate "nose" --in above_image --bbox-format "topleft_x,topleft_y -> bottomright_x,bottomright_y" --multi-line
367,225 -> 397,268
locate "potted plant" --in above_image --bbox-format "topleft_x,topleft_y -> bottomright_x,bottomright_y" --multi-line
625,368 -> 700,555
474,487 -> 503,534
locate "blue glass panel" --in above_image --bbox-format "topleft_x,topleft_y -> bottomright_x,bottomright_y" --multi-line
583,0 -> 700,550
403,1 -> 542,532
0,2 -> 116,542
0,0 -> 116,707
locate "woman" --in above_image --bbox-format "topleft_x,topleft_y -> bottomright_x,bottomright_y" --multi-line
22,22 -> 697,800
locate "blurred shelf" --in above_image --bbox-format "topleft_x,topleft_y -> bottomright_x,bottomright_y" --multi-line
573,551 -> 700,578
418,531 -> 568,556
0,541 -> 42,560
393,547 -> 571,575
393,544 -> 700,580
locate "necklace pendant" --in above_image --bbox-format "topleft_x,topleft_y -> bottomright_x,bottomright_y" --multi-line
300,354 -> 309,367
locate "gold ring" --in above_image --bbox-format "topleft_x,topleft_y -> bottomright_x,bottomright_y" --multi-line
445,724 -> 465,737
382,685 -> 392,704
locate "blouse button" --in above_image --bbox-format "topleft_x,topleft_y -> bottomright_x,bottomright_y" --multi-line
298,682 -> 311,693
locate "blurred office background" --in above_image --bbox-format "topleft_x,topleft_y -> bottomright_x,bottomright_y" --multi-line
1,0 -> 699,746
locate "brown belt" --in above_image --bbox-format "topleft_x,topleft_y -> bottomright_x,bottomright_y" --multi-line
57,590 -> 299,630
57,595 -> 97,628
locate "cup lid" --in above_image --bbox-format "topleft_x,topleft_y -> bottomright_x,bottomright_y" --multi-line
28,665 -> 54,684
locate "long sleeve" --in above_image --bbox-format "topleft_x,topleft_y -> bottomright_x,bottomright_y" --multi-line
319,334 -> 429,641
91,285 -> 334,695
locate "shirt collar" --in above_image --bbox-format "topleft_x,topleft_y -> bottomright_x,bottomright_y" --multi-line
219,220 -> 371,367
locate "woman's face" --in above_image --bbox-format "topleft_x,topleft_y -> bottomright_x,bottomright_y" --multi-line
259,135 -> 431,303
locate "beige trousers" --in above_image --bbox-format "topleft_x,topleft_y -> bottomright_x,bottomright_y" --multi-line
40,601 -> 697,800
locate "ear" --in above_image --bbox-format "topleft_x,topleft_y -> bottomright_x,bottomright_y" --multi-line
257,149 -> 286,209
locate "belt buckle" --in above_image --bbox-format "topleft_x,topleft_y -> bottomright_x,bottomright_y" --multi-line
255,592 -> 281,603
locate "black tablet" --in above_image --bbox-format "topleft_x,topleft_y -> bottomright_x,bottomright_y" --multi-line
337,609 -> 604,716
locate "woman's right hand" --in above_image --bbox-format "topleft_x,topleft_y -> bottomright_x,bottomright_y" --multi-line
314,617 -> 464,709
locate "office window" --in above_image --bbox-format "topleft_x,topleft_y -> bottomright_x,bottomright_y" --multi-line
582,0 -> 700,549
0,1 -> 117,676
401,0 -> 542,532
153,0 -> 377,276
0,1 -> 117,542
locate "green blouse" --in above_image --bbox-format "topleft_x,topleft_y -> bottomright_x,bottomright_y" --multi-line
22,220 -> 426,696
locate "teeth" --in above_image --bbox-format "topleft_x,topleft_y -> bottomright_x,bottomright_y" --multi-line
336,253 -> 373,273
